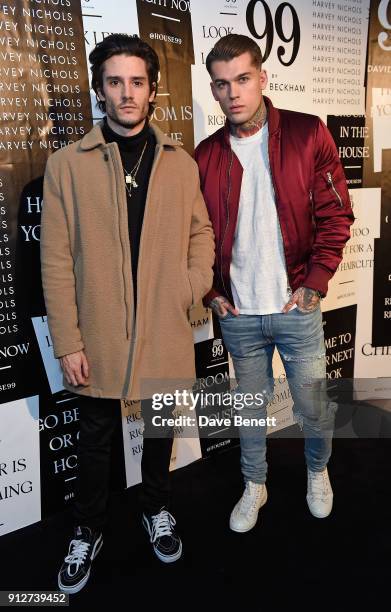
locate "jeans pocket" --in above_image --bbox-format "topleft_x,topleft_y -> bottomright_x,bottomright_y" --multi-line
218,310 -> 234,321
295,302 -> 321,315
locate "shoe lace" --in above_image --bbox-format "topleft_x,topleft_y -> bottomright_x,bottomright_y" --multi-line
64,539 -> 90,572
238,483 -> 263,514
308,470 -> 330,499
150,509 -> 175,543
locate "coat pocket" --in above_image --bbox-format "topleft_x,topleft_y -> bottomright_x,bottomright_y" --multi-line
185,272 -> 193,308
181,268 -> 193,310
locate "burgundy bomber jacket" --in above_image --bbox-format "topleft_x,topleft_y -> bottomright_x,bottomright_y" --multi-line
194,96 -> 354,307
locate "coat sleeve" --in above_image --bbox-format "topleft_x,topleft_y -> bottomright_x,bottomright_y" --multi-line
187,161 -> 215,309
303,118 -> 355,296
40,154 -> 85,358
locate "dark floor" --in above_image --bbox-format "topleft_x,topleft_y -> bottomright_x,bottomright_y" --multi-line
1,436 -> 390,609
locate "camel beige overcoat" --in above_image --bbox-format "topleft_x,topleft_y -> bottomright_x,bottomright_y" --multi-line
40,122 -> 215,400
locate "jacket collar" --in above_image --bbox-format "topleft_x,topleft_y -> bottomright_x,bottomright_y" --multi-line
222,95 -> 280,147
79,120 -> 182,151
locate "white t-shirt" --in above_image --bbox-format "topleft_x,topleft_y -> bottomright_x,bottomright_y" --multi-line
229,123 -> 292,315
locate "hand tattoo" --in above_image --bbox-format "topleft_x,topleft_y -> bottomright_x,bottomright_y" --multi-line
294,287 -> 320,313
210,296 -> 232,317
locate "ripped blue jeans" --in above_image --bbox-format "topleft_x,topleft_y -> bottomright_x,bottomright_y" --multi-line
219,305 -> 335,484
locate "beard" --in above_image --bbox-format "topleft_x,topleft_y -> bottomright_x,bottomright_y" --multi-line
106,101 -> 149,130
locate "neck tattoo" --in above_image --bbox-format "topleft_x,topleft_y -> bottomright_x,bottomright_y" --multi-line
230,99 -> 267,138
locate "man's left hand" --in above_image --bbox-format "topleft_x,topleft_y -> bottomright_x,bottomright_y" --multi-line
282,286 -> 320,314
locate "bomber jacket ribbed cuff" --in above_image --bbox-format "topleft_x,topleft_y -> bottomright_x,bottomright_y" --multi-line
303,265 -> 333,297
202,287 -> 221,308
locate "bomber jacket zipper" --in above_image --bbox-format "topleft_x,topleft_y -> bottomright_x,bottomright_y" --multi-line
268,154 -> 293,296
326,171 -> 343,207
220,149 -> 233,298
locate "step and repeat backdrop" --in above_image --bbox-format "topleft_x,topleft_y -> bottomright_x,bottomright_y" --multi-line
0,0 -> 390,535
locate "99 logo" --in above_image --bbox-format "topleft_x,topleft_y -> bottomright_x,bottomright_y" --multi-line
378,0 -> 391,51
246,0 -> 301,66
212,339 -> 224,358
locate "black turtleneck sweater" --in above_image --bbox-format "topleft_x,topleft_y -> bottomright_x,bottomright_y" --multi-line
101,118 -> 156,307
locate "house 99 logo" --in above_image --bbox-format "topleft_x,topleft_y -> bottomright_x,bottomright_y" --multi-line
246,0 -> 301,66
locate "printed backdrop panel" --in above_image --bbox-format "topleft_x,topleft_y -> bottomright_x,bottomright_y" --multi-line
0,0 -> 389,536
0,396 -> 40,535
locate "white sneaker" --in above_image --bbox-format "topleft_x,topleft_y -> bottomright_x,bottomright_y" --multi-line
229,481 -> 268,533
306,467 -> 333,518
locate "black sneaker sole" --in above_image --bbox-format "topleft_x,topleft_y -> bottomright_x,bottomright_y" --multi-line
142,514 -> 183,563
58,535 -> 103,595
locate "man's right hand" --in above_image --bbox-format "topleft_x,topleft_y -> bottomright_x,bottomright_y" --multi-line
209,296 -> 240,318
59,350 -> 90,387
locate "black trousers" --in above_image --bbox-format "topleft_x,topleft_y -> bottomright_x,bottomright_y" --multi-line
72,396 -> 174,530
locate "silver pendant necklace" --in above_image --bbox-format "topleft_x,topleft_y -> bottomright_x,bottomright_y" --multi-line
123,139 -> 148,198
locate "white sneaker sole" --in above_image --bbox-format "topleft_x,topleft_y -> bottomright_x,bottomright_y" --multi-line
58,535 -> 103,595
306,496 -> 333,518
229,487 -> 268,533
154,539 -> 183,563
